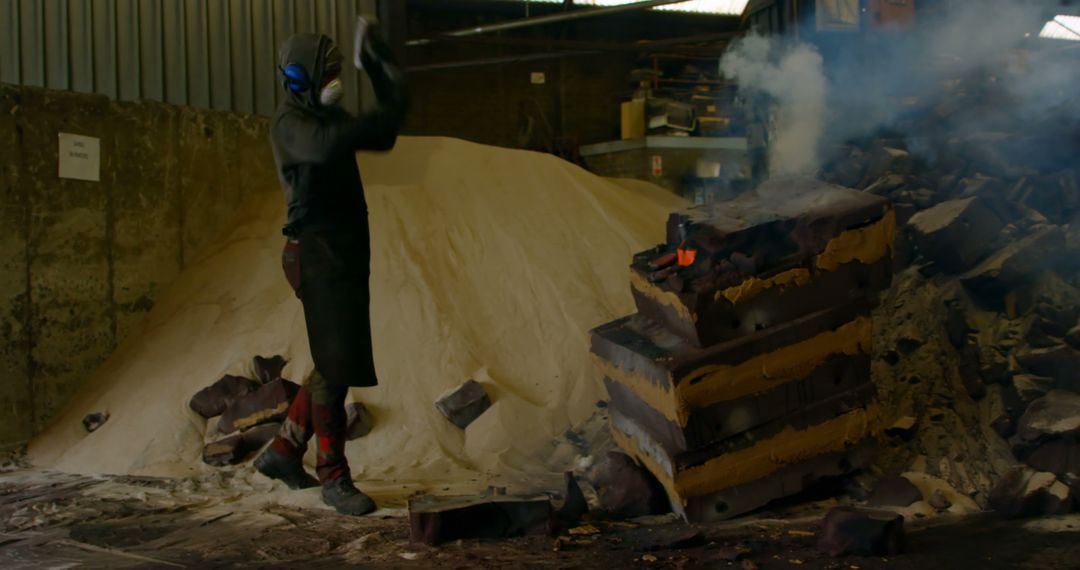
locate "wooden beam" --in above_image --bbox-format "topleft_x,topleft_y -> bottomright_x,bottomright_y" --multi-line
414,32 -> 736,56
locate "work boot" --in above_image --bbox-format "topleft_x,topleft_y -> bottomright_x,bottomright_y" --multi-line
254,447 -> 319,490
321,476 -> 377,516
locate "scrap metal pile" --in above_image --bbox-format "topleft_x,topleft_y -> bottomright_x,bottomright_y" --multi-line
815,66 -> 1080,517
589,178 -> 895,521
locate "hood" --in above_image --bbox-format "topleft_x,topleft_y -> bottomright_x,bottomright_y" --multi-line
278,33 -> 336,109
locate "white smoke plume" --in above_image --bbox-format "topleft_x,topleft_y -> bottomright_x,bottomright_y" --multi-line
719,0 -> 1077,176
720,35 -> 827,177
822,0 -> 1053,142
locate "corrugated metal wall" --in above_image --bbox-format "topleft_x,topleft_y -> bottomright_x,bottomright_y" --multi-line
0,0 -> 377,116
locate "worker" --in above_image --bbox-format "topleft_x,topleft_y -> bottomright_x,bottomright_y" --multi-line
253,20 -> 407,516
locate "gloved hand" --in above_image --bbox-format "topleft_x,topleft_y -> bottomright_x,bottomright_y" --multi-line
352,14 -> 408,116
352,15 -> 375,71
354,15 -> 398,73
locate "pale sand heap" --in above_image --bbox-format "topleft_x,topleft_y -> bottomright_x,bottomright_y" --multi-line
28,137 -> 686,496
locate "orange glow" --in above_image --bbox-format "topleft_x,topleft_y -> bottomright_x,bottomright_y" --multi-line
677,244 -> 697,267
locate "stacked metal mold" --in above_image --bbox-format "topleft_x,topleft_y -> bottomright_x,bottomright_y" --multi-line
590,177 -> 895,521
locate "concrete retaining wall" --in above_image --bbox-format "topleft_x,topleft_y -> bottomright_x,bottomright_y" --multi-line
0,84 -> 278,452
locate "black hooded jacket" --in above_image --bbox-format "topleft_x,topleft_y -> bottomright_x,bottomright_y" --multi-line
269,33 -> 406,387
271,33 -> 407,237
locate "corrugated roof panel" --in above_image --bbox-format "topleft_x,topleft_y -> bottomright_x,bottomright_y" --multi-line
0,0 -> 371,115
1,0 -> 21,84
18,0 -> 45,87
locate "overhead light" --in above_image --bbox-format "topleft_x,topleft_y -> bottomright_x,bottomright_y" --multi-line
508,0 -> 750,16
1039,14 -> 1080,41
650,0 -> 750,14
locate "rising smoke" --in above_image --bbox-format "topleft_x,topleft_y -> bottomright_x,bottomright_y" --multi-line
720,35 -> 826,176
720,0 -> 1079,176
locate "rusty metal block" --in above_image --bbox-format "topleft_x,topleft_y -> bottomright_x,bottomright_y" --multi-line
592,452 -> 670,519
189,375 -> 260,419
218,378 -> 300,434
960,225 -> 1065,295
240,422 -> 281,451
203,434 -> 246,466
346,402 -> 375,439
989,465 -> 1074,519
1023,440 -> 1080,480
252,355 -> 288,383
909,196 -> 1006,273
817,507 -> 905,557
866,476 -> 923,508
435,380 -> 491,429
408,494 -> 552,546
1016,390 -> 1080,443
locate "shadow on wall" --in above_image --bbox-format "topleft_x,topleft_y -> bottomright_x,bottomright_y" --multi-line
0,84 -> 278,453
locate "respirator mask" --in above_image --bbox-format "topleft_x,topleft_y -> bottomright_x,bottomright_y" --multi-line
319,77 -> 344,106
281,38 -> 345,107
318,42 -> 345,107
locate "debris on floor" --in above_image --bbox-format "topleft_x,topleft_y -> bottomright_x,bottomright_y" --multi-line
185,356 -> 303,468
81,412 -> 109,433
866,476 -> 924,508
407,492 -> 552,545
989,465 -> 1074,519
202,433 -> 246,467
589,451 -> 670,519
554,471 -> 590,531
435,379 -> 492,429
885,415 -> 918,440
817,507 -> 906,557
345,402 -> 375,440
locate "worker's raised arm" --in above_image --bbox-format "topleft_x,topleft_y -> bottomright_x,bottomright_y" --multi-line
350,43 -> 409,152
271,63 -> 406,162
272,22 -> 407,162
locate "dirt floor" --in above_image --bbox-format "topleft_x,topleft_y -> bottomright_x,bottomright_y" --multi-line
2,468 -> 1079,570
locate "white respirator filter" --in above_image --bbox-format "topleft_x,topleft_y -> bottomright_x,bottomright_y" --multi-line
320,78 -> 344,106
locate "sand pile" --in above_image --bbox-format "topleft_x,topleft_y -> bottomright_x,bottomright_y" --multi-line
28,137 -> 686,493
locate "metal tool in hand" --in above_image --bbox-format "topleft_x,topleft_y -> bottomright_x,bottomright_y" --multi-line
353,15 -> 378,71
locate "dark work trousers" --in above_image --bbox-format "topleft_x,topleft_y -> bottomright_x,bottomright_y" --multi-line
270,230 -> 378,482
294,228 -> 379,388
270,371 -> 350,482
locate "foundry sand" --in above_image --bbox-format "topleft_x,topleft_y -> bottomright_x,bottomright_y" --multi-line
27,137 -> 686,498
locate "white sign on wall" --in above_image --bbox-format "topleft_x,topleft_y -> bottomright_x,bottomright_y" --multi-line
58,132 -> 101,182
